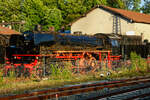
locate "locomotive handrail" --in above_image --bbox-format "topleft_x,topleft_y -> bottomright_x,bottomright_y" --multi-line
54,50 -> 112,53
10,50 -> 120,70
55,56 -> 82,59
12,54 -> 41,57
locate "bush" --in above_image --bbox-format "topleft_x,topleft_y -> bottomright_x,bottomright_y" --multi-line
130,52 -> 147,72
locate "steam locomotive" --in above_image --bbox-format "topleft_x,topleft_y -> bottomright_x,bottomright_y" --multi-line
6,31 -> 122,64
6,30 -> 149,64
4,30 -> 150,77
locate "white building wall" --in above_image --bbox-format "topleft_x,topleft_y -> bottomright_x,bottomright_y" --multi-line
71,8 -> 113,35
121,20 -> 135,35
71,8 -> 135,36
134,23 -> 150,41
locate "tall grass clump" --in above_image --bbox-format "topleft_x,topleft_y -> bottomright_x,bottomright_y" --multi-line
61,62 -> 73,79
50,62 -> 73,80
130,52 -> 147,72
0,70 -> 4,86
50,64 -> 61,79
110,52 -> 148,78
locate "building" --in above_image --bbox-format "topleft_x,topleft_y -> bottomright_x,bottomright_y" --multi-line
0,26 -> 21,46
0,26 -> 20,35
0,26 -> 20,63
71,5 -> 150,42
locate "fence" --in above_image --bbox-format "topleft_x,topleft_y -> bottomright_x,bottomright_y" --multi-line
3,50 -> 122,77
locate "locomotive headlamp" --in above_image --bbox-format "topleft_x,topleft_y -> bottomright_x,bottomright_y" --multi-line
24,34 -> 27,37
36,57 -> 39,59
14,56 -> 17,59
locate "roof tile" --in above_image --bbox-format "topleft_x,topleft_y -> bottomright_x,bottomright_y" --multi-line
0,26 -> 20,35
101,5 -> 150,24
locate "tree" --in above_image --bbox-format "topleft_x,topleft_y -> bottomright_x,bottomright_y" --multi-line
141,0 -> 150,14
123,0 -> 141,12
0,0 -> 143,32
107,0 -> 126,9
41,8 -> 63,31
58,0 -> 87,25
42,0 -> 58,8
23,0 -> 63,31
0,0 -> 23,31
59,0 -> 108,26
82,0 -> 107,10
0,0 -> 22,22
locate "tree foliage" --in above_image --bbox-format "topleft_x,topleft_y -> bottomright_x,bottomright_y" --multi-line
141,0 -> 150,14
0,0 -> 22,22
0,0 -> 146,31
107,0 -> 126,9
23,0 -> 63,31
123,0 -> 141,12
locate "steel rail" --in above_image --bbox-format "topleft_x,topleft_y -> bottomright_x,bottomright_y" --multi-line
1,76 -> 150,100
53,50 -> 112,53
124,92 -> 150,100
16,78 -> 150,100
87,82 -> 150,100
1,76 -> 149,100
21,79 -> 150,100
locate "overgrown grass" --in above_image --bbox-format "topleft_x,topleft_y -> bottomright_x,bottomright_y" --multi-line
0,52 -> 150,95
0,73 -> 101,94
109,52 -> 150,79
50,61 -> 73,80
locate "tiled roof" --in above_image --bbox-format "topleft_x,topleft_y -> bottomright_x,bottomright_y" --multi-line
0,26 -> 20,35
101,5 -> 150,24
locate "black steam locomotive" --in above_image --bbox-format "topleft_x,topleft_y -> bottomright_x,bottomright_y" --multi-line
6,31 -> 121,63
6,30 -> 149,65
3,30 -> 150,77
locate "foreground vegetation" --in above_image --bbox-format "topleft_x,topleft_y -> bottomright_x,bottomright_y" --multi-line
0,52 -> 150,95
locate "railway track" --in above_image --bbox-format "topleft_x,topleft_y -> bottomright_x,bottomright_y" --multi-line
1,76 -> 150,100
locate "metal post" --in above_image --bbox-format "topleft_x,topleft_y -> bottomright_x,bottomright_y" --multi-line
147,55 -> 150,68
77,58 -> 80,73
43,56 -> 46,77
56,94 -> 58,100
107,51 -> 111,69
99,52 -> 102,68
121,45 -> 125,61
75,58 -> 79,73
99,52 -> 101,62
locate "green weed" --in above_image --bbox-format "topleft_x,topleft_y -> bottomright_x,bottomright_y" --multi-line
50,62 -> 73,80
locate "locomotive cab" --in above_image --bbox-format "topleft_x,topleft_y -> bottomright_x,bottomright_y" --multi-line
94,33 -> 121,55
